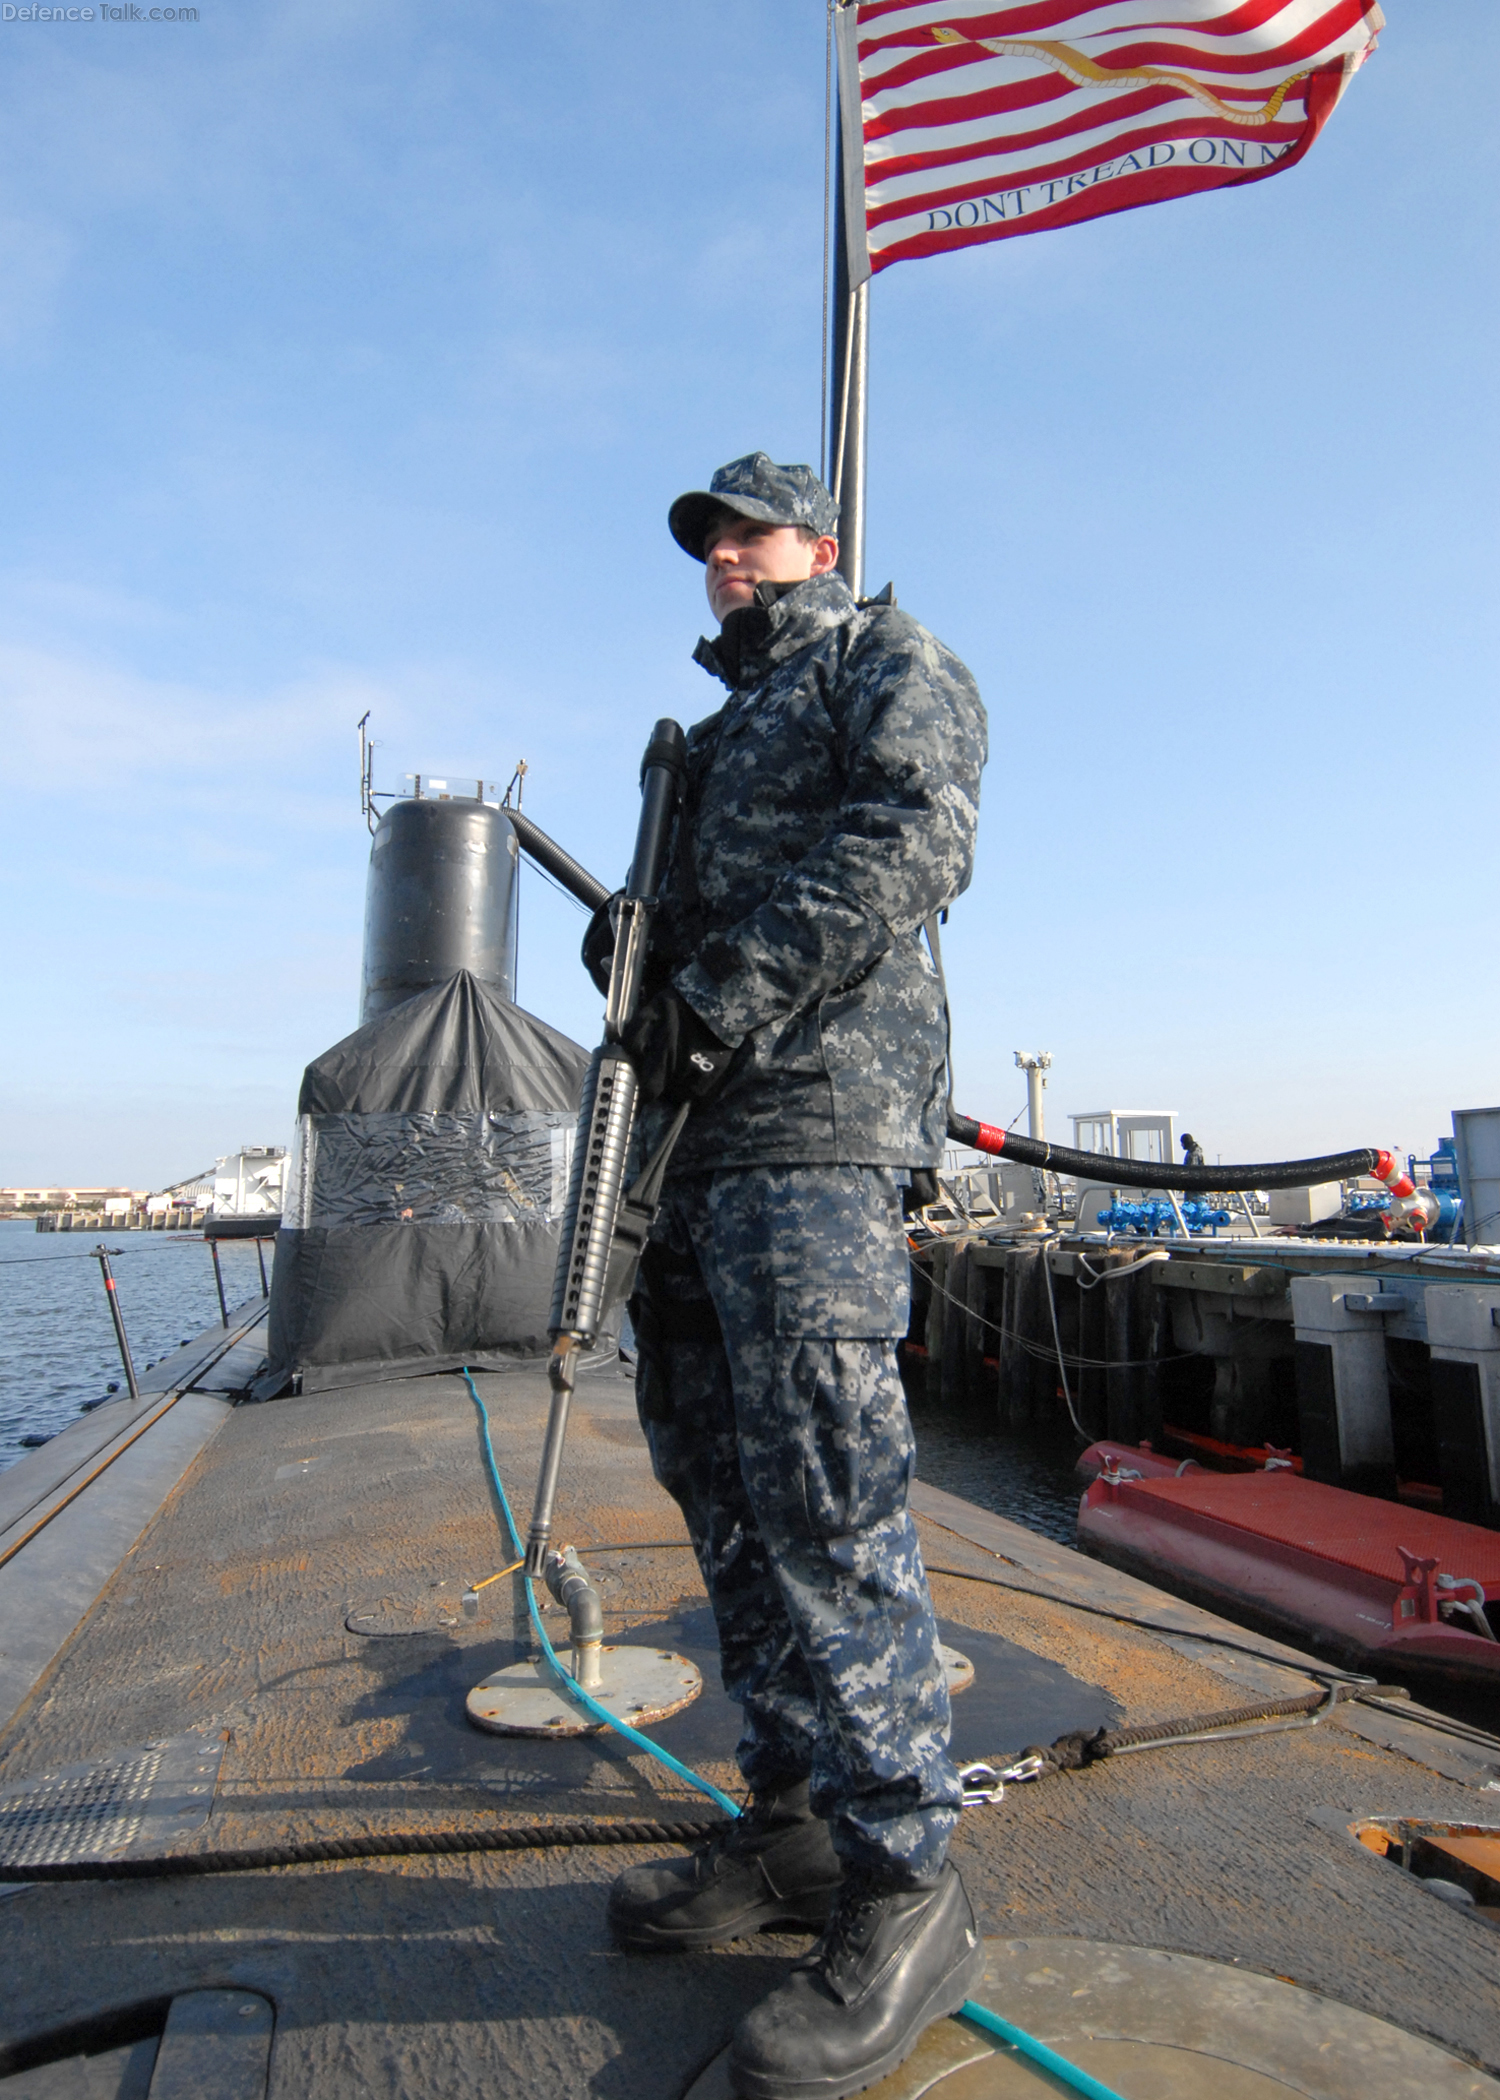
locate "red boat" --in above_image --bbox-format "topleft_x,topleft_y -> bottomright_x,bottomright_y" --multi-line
1076,1444 -> 1500,1686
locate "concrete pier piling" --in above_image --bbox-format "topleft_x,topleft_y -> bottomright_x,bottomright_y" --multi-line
906,1228 -> 1500,1530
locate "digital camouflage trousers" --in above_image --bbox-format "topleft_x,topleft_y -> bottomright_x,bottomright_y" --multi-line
629,1163 -> 960,1883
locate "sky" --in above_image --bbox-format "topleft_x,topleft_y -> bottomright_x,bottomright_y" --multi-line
0,2 -> 1495,1187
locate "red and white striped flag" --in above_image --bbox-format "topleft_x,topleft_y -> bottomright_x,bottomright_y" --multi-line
840,1 -> 1383,279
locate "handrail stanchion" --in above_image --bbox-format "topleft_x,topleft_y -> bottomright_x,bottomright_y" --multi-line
94,1244 -> 141,1400
209,1236 -> 230,1327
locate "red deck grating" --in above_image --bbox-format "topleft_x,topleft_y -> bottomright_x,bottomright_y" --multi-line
1121,1471 -> 1500,1587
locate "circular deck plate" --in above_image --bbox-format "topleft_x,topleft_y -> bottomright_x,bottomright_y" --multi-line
345,1596 -> 463,1638
938,1643 -> 974,1698
685,1937 -> 1500,2099
465,1646 -> 701,1737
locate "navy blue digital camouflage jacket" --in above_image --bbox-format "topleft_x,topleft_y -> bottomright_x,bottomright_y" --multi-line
643,571 -> 986,1171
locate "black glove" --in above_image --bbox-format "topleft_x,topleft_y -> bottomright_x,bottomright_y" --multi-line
901,1169 -> 940,1218
581,890 -> 624,996
621,989 -> 735,1106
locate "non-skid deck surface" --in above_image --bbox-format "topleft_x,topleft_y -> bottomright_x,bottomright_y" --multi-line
0,1366 -> 1116,1827
0,1367 -> 1496,2097
1118,1470 -> 1500,1584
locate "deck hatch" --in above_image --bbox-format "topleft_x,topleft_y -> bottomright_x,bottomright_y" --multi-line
1346,1815 -> 1500,1925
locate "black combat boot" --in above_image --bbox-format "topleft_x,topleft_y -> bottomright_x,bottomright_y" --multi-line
607,1780 -> 843,1952
727,1861 -> 984,2099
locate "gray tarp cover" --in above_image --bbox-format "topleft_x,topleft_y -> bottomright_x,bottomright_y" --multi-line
256,973 -> 593,1397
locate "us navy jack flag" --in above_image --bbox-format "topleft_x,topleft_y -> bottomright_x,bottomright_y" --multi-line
839,0 -> 1383,280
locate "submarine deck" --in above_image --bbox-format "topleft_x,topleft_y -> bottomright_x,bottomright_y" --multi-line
1,1358 -> 1498,2097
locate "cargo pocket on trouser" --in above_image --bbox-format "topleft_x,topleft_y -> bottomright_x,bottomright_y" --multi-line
631,1237 -> 726,1426
626,1285 -> 671,1427
764,1278 -> 915,1542
630,1238 -> 738,1554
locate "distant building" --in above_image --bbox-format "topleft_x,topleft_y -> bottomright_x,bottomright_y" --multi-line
1,1187 -> 148,1210
4,1151 -> 284,1220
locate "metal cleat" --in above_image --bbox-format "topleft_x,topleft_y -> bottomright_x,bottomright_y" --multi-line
1436,1573 -> 1496,1641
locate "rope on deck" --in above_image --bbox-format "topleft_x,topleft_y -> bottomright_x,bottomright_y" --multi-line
0,1814 -> 729,1883
0,1688 -> 1356,1882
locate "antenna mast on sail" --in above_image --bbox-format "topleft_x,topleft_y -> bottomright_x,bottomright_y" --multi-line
827,0 -> 869,600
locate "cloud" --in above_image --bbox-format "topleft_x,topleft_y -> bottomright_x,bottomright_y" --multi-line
0,641 -> 384,796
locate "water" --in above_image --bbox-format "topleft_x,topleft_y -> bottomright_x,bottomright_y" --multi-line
0,1222 -> 268,1470
906,1376 -> 1084,1546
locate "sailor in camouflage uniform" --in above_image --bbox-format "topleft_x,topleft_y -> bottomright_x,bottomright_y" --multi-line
599,454 -> 988,2100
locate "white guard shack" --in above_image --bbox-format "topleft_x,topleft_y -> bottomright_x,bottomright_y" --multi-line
1069,1111 -> 1177,1231
212,1146 -> 288,1222
1070,1111 -> 1177,1169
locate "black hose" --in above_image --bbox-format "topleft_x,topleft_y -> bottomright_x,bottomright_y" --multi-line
493,820 -> 1381,1204
947,1112 -> 1378,1194
504,808 -> 611,914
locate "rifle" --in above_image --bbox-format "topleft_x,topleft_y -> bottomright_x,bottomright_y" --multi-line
524,719 -> 688,1575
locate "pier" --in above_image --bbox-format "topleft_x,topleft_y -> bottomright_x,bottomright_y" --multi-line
911,1230 -> 1500,1530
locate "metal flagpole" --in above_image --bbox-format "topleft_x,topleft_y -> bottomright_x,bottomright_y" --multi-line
828,0 -> 868,601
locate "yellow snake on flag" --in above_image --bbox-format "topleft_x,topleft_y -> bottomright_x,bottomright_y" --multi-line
929,26 -> 1309,128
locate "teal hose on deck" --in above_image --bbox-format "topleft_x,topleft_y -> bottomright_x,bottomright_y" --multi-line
957,2002 -> 1129,2100
464,1367 -> 1128,2100
462,1368 -> 741,1820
